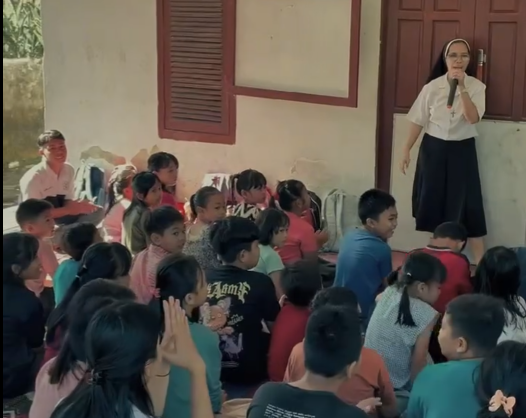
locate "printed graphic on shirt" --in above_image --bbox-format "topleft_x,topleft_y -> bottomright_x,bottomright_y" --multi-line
264,405 -> 314,418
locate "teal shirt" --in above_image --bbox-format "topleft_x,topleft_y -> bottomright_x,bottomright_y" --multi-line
53,259 -> 79,305
406,360 -> 481,418
162,323 -> 222,418
252,245 -> 284,276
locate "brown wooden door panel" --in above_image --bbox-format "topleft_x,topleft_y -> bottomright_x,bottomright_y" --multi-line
475,0 -> 526,120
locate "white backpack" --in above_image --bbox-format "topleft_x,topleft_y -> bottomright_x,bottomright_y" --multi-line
322,189 -> 360,252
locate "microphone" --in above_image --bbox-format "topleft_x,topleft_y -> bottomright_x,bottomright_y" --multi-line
447,78 -> 458,109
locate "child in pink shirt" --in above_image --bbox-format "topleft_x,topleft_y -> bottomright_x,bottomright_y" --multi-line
30,279 -> 136,418
271,180 -> 328,265
148,151 -> 180,207
129,206 -> 186,304
102,165 -> 136,243
16,199 -> 58,295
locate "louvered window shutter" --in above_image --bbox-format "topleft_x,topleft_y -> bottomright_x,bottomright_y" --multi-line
160,0 -> 229,135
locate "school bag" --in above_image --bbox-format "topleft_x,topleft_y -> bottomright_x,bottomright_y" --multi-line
307,190 -> 323,231
322,189 -> 361,253
74,160 -> 106,206
201,173 -> 235,206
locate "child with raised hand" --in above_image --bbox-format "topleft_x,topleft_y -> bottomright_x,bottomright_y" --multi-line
473,246 -> 526,343
16,198 -> 58,296
53,222 -> 103,304
476,341 -> 526,418
103,164 -> 136,243
268,260 -> 322,382
49,298 -> 214,418
231,169 -> 268,221
130,206 -> 186,304
156,254 -> 223,418
148,152 -> 180,207
30,279 -> 136,418
406,294 -> 506,418
253,208 -> 289,295
184,186 -> 227,270
207,217 -> 281,392
3,233 -> 46,400
122,172 -> 163,255
44,242 -> 133,364
364,252 -> 446,414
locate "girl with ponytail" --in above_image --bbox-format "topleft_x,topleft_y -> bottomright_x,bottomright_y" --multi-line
365,252 -> 446,405
44,242 -> 132,364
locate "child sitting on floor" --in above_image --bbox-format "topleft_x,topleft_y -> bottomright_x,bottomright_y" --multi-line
285,288 -> 398,418
364,252 -> 445,415
207,217 -> 281,395
16,199 -> 58,296
248,306 -> 368,418
122,172 -> 163,255
130,206 -> 186,304
334,189 -> 397,322
406,294 -> 506,418
3,233 -> 46,400
475,341 -> 526,417
30,279 -> 136,418
231,169 -> 267,221
148,152 -> 180,208
473,246 -> 526,343
103,164 -> 136,243
412,221 -> 471,314
44,242 -> 133,364
253,208 -> 289,296
268,260 -> 321,382
156,254 -> 223,418
271,180 -> 327,265
53,222 -> 102,304
184,186 -> 227,270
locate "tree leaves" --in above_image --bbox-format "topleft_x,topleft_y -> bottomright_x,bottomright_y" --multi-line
3,0 -> 44,59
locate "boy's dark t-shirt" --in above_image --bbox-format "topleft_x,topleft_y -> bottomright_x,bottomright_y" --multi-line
247,383 -> 369,418
205,265 -> 280,385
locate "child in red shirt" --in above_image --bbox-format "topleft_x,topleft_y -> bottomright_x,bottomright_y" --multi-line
148,152 -> 183,211
268,260 -> 322,382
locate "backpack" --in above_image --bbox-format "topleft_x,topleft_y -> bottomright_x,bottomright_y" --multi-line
74,160 -> 106,206
201,173 -> 235,205
322,189 -> 361,252
307,190 -> 323,231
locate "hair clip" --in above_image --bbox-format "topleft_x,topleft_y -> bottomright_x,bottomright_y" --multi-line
88,369 -> 105,386
489,390 -> 516,416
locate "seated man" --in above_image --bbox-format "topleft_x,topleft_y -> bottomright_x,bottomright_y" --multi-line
19,130 -> 102,226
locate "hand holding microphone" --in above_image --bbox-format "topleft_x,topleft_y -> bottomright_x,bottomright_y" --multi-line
447,70 -> 466,109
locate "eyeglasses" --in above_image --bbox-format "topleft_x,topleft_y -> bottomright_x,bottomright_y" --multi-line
446,53 -> 471,61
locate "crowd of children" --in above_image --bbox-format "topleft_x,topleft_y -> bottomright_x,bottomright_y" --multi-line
3,130 -> 526,418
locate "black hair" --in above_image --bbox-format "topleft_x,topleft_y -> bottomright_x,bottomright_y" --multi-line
392,252 -> 447,327
358,189 -> 396,225
281,260 -> 322,307
145,205 -> 185,237
473,246 -> 525,329
476,341 -> 526,418
189,186 -> 222,218
255,208 -> 290,246
433,222 -> 468,242
106,165 -> 135,215
304,306 -> 362,378
123,172 -> 161,220
269,180 -> 306,212
60,222 -> 99,261
46,242 -> 133,345
209,216 -> 259,264
156,254 -> 204,323
15,198 -> 53,226
49,301 -> 160,418
147,152 -> 179,172
310,287 -> 359,312
37,129 -> 65,147
446,294 -> 506,357
3,232 -> 40,287
427,39 -> 475,83
49,279 -> 136,385
230,169 -> 267,199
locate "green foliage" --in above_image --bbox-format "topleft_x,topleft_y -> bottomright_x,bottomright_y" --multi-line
3,0 -> 43,59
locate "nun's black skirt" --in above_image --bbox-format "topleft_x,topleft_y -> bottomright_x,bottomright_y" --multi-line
412,134 -> 487,238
